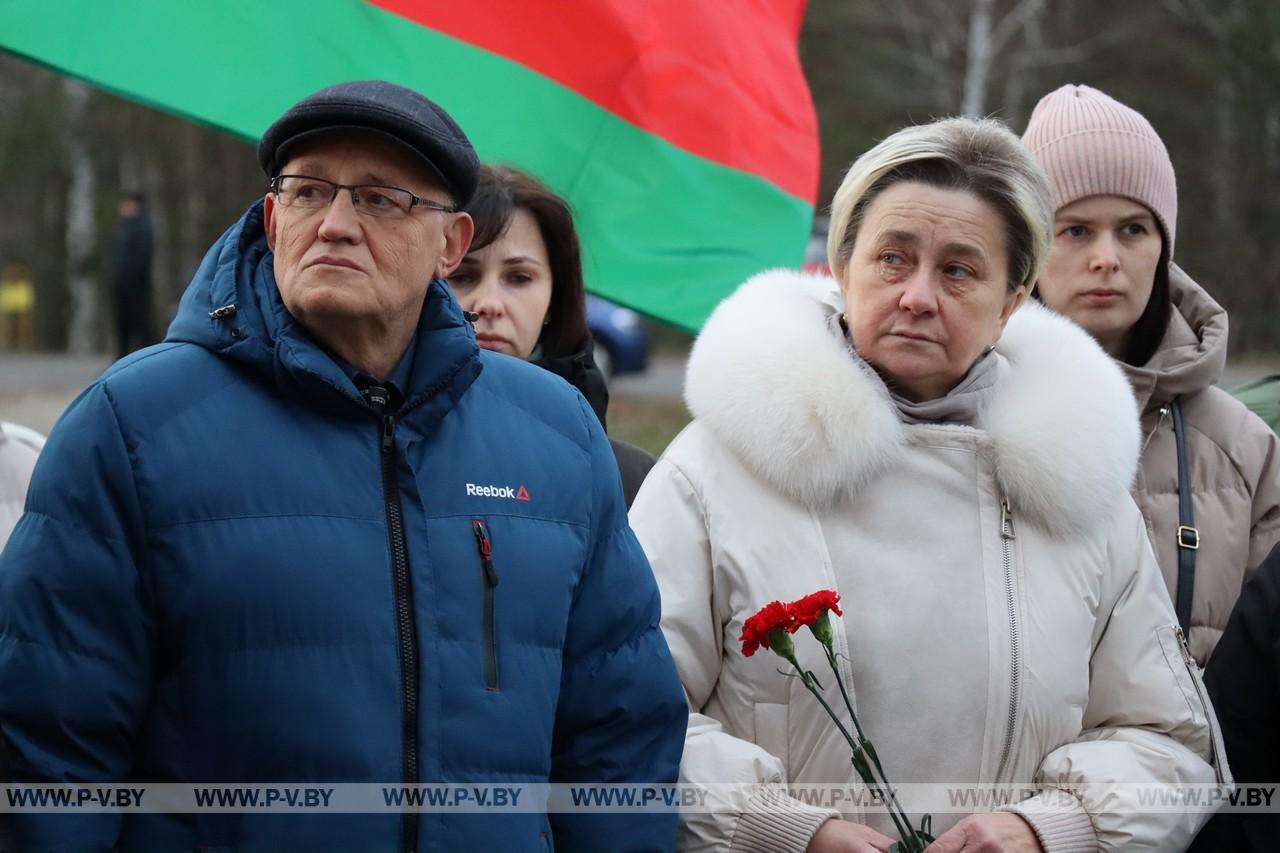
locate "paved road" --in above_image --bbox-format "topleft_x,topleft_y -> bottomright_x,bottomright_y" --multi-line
2,351 -> 1276,437
611,355 -> 685,399
0,353 -> 111,395
0,354 -> 111,434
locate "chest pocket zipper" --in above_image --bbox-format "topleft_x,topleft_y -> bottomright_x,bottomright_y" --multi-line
472,519 -> 501,690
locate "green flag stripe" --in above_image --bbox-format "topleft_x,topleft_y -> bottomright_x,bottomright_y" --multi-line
372,0 -> 819,202
0,0 -> 811,330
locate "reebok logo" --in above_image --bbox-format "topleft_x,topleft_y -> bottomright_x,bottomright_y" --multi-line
466,483 -> 532,502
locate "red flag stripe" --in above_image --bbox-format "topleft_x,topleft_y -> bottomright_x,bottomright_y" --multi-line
368,0 -> 818,202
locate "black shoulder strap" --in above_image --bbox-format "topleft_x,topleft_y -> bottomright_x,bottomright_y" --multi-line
1171,397 -> 1198,633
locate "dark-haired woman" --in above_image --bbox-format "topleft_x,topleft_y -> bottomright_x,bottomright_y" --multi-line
448,165 -> 655,506
1024,84 -> 1280,665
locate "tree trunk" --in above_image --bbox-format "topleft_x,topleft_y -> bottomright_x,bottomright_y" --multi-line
962,0 -> 995,117
63,79 -> 98,355
1210,74 -> 1237,236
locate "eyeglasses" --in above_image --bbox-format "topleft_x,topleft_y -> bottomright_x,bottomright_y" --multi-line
269,174 -> 455,219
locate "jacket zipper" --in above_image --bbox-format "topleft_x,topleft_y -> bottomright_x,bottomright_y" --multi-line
1174,625 -> 1227,784
1141,404 -> 1171,455
471,519 -> 500,690
367,391 -> 420,853
994,496 -> 1022,783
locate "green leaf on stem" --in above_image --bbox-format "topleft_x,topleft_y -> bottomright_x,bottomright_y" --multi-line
850,752 -> 871,781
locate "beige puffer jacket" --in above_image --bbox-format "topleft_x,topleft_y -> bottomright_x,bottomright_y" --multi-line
631,271 -> 1227,853
1126,267 -> 1280,665
0,422 -> 43,549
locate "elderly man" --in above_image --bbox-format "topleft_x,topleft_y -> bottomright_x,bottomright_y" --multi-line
0,81 -> 686,853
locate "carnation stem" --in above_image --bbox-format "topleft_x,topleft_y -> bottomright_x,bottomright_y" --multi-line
819,648 -> 922,851
824,647 -> 870,744
790,664 -> 915,849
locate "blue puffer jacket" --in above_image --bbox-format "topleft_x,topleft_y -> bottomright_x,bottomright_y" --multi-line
0,201 -> 686,853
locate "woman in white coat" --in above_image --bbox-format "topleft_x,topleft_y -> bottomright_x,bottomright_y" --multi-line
630,118 -> 1226,853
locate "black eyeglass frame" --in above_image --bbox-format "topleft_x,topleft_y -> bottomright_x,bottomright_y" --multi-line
269,174 -> 455,217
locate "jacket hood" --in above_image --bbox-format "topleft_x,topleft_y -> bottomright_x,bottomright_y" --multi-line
165,200 -> 481,416
1124,264 -> 1228,410
684,269 -> 1141,537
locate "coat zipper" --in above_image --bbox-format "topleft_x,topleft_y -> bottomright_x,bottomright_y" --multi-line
1141,404 -> 1171,456
471,519 -> 500,690
994,496 -> 1022,783
367,389 -> 420,853
1174,625 -> 1227,784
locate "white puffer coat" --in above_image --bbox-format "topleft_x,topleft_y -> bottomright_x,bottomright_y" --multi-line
630,270 -> 1227,853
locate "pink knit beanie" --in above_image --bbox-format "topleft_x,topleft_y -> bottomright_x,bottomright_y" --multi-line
1022,84 -> 1177,259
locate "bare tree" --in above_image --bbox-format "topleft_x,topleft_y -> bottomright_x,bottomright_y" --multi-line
63,79 -> 97,355
961,0 -> 997,116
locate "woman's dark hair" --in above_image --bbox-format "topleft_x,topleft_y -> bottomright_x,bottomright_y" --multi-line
462,164 -> 587,358
1120,238 -> 1171,366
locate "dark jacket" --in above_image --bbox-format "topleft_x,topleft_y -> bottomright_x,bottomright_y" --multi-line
1189,542 -> 1280,853
111,211 -> 154,354
536,337 -> 656,507
0,731 -> 13,853
0,201 -> 686,853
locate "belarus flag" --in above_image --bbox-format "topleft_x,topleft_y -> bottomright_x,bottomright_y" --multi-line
0,0 -> 819,331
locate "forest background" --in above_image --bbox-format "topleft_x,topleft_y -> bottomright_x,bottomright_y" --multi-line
0,0 -> 1276,355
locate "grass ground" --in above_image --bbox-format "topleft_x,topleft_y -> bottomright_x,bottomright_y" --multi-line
608,393 -> 690,458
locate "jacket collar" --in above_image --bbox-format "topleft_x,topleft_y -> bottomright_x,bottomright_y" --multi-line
534,333 -> 610,429
164,200 -> 481,423
684,269 -> 1141,537
1123,265 -> 1228,412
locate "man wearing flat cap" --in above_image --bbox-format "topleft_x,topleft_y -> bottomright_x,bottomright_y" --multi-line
0,81 -> 685,853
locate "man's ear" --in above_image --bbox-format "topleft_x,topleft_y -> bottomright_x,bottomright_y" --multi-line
435,212 -> 475,279
263,193 -> 278,252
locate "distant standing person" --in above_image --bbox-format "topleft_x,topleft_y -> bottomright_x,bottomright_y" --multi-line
448,164 -> 656,506
111,191 -> 154,357
1024,84 -> 1280,664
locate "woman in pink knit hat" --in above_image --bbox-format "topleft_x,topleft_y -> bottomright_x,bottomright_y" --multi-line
1023,84 -> 1280,667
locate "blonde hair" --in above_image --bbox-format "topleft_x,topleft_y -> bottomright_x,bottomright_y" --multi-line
826,117 -> 1053,293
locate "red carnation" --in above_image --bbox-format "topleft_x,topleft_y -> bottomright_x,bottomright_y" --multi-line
739,600 -> 794,657
788,590 -> 842,631
740,586 -> 931,851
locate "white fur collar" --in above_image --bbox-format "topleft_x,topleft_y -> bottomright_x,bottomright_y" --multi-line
684,269 -> 1140,537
